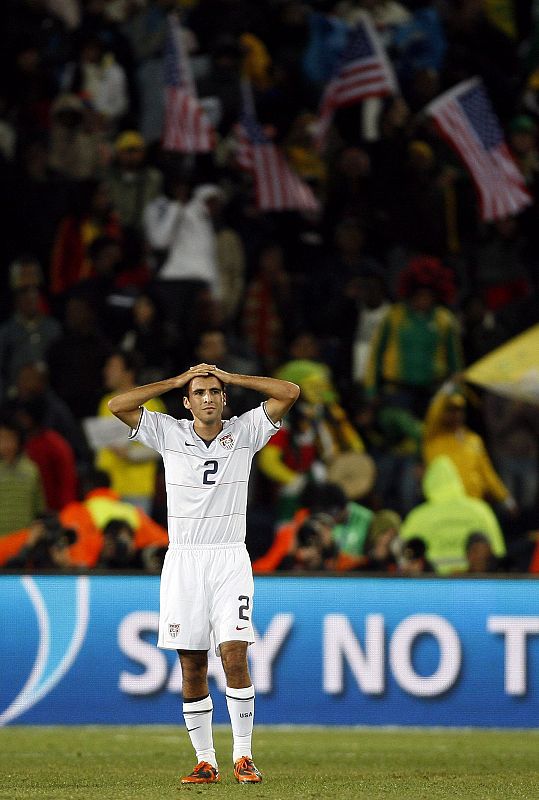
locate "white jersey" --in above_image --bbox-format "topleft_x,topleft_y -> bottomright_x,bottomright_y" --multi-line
129,402 -> 280,545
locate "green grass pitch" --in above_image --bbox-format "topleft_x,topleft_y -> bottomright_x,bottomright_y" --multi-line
0,725 -> 537,800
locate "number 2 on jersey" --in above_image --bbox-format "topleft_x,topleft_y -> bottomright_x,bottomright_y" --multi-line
203,460 -> 218,485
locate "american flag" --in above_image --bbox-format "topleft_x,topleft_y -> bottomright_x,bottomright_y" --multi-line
315,14 -> 397,149
236,81 -> 320,213
425,78 -> 532,222
162,14 -> 214,153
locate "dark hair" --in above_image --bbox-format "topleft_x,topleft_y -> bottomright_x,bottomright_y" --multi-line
182,375 -> 225,398
16,396 -> 48,426
0,414 -> 25,449
81,468 -> 111,494
88,235 -> 120,262
299,482 -> 348,514
403,537 -> 427,560
109,349 -> 143,378
465,531 -> 491,553
103,519 -> 135,539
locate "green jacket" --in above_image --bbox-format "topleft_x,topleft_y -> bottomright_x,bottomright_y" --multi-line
0,456 -> 45,536
401,456 -> 505,574
332,502 -> 373,556
364,303 -> 462,394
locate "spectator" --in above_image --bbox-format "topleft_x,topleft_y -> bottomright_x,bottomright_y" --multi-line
508,115 -> 539,188
285,513 -> 339,571
144,182 -> 223,343
484,394 -> 539,513
70,234 -> 126,336
400,455 -> 506,574
474,216 -> 533,312
13,361 -> 89,465
61,34 -> 129,128
242,244 -> 292,372
96,351 -> 165,512
460,531 -> 503,575
47,296 -> 112,419
0,286 -> 62,401
8,140 -> 71,270
8,255 -> 46,306
423,384 -> 516,509
398,536 -> 435,576
97,518 -> 167,572
59,469 -> 168,568
257,365 -> 364,521
105,130 -> 163,231
5,511 -> 77,571
350,271 -> 391,385
215,212 -> 246,327
14,397 -> 78,512
364,255 -> 462,417
50,179 -> 122,297
350,386 -> 423,514
48,93 -> 105,181
362,510 -> 403,573
0,417 -> 45,537
461,295 -> 508,365
253,482 -> 372,572
120,293 -> 174,383
97,519 -> 142,569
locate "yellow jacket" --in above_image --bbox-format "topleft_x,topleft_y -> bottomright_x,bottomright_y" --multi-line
96,394 -> 166,498
423,391 -> 508,502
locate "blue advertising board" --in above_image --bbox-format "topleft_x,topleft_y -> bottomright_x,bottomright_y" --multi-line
1,575 -> 538,727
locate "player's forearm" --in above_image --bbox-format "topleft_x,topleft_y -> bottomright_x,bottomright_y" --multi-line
226,373 -> 300,402
108,377 -> 179,414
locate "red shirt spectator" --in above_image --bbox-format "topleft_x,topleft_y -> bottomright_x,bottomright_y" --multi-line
14,398 -> 78,510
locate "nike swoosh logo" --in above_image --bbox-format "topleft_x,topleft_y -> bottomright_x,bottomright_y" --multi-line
236,626 -> 248,631
185,442 -> 196,447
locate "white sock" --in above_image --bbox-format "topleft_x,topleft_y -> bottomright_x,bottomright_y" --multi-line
225,685 -> 255,762
182,695 -> 217,769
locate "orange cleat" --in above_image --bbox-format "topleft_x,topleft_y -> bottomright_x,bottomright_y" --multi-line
233,756 -> 262,783
180,761 -> 220,784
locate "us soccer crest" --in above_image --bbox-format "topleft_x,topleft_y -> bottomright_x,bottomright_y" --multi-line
168,623 -> 181,638
219,433 -> 234,450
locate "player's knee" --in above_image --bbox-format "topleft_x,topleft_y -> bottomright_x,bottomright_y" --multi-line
220,642 -> 250,685
178,650 -> 208,682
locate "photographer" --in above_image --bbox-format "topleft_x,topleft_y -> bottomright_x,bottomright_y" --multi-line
97,518 -> 168,572
284,513 -> 340,572
97,519 -> 139,569
6,512 -> 77,571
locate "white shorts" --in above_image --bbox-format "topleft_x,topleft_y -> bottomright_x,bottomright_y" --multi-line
158,542 -> 255,654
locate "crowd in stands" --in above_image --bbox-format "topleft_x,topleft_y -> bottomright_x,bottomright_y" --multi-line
0,0 -> 538,575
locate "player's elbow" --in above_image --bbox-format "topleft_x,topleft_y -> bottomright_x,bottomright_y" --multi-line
288,382 -> 301,402
107,397 -> 122,416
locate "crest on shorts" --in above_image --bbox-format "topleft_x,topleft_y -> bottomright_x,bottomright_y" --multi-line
218,433 -> 235,449
168,623 -> 181,638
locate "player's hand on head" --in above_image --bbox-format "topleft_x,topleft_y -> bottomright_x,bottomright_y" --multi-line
208,366 -> 233,383
175,365 -> 214,388
189,363 -> 216,373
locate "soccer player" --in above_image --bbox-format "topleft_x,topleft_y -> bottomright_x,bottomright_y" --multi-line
108,363 -> 299,784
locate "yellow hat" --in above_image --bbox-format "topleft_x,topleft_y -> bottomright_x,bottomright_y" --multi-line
445,393 -> 466,407
115,130 -> 145,152
408,139 -> 434,164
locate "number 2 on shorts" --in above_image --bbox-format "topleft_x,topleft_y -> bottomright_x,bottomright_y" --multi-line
238,595 -> 250,621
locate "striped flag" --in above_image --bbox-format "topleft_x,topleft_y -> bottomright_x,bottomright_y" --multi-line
315,14 -> 397,149
236,81 -> 320,213
162,14 -> 215,153
425,78 -> 532,222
